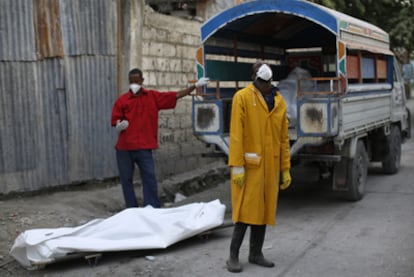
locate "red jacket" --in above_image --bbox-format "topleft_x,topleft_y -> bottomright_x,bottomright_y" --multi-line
111,88 -> 177,150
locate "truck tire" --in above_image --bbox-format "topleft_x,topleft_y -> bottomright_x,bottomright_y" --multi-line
382,125 -> 401,174
346,140 -> 368,201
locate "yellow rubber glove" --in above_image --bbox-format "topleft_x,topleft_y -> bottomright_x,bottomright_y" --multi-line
280,170 -> 291,190
231,166 -> 245,187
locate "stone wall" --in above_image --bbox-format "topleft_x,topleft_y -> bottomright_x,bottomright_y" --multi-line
127,3 -> 216,181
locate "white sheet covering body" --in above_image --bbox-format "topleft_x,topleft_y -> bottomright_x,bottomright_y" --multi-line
278,67 -> 313,126
10,199 -> 226,268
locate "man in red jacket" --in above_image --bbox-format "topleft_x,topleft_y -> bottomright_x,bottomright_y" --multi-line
111,68 -> 209,208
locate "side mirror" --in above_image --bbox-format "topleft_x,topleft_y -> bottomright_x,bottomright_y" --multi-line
402,63 -> 414,81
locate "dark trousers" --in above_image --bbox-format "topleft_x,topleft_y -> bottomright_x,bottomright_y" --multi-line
116,149 -> 160,208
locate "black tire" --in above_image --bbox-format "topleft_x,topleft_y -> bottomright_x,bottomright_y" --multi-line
382,125 -> 401,174
346,140 -> 368,201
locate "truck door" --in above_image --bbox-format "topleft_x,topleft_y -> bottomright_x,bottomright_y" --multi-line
391,58 -> 408,129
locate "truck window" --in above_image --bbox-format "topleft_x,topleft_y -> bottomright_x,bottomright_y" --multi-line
347,50 -> 388,85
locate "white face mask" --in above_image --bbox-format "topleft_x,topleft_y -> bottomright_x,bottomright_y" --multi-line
129,83 -> 141,94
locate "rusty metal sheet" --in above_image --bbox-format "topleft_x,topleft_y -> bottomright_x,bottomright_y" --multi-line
33,0 -> 64,59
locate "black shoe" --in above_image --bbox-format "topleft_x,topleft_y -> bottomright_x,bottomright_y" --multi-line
226,257 -> 243,273
248,255 -> 275,268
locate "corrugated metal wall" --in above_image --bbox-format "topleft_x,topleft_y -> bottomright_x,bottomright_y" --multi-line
0,0 -> 118,193
0,0 -> 36,61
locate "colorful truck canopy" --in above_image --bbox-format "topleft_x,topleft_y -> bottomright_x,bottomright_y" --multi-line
201,0 -> 391,54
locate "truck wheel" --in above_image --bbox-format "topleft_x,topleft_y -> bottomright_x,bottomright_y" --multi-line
346,140 -> 368,201
382,125 -> 401,174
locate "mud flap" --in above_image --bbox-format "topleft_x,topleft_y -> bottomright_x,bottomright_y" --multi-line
333,158 -> 348,191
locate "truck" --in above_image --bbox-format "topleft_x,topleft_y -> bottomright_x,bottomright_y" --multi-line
191,0 -> 411,201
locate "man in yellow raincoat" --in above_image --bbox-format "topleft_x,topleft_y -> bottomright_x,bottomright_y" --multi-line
226,63 -> 291,273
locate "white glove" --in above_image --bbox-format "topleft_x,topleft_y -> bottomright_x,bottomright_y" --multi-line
231,166 -> 245,187
115,120 -> 129,132
195,77 -> 209,87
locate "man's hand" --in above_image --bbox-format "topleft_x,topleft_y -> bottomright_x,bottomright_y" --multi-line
115,120 -> 129,132
195,77 -> 209,87
231,166 -> 245,187
280,170 -> 291,190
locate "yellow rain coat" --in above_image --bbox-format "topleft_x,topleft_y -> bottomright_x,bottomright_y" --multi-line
228,83 -> 290,225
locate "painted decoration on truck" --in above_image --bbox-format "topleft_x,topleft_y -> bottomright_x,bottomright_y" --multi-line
337,40 -> 347,93
339,20 -> 389,44
338,20 -> 391,55
196,47 -> 204,79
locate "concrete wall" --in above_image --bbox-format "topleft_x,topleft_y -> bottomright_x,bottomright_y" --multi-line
138,4 -> 214,179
